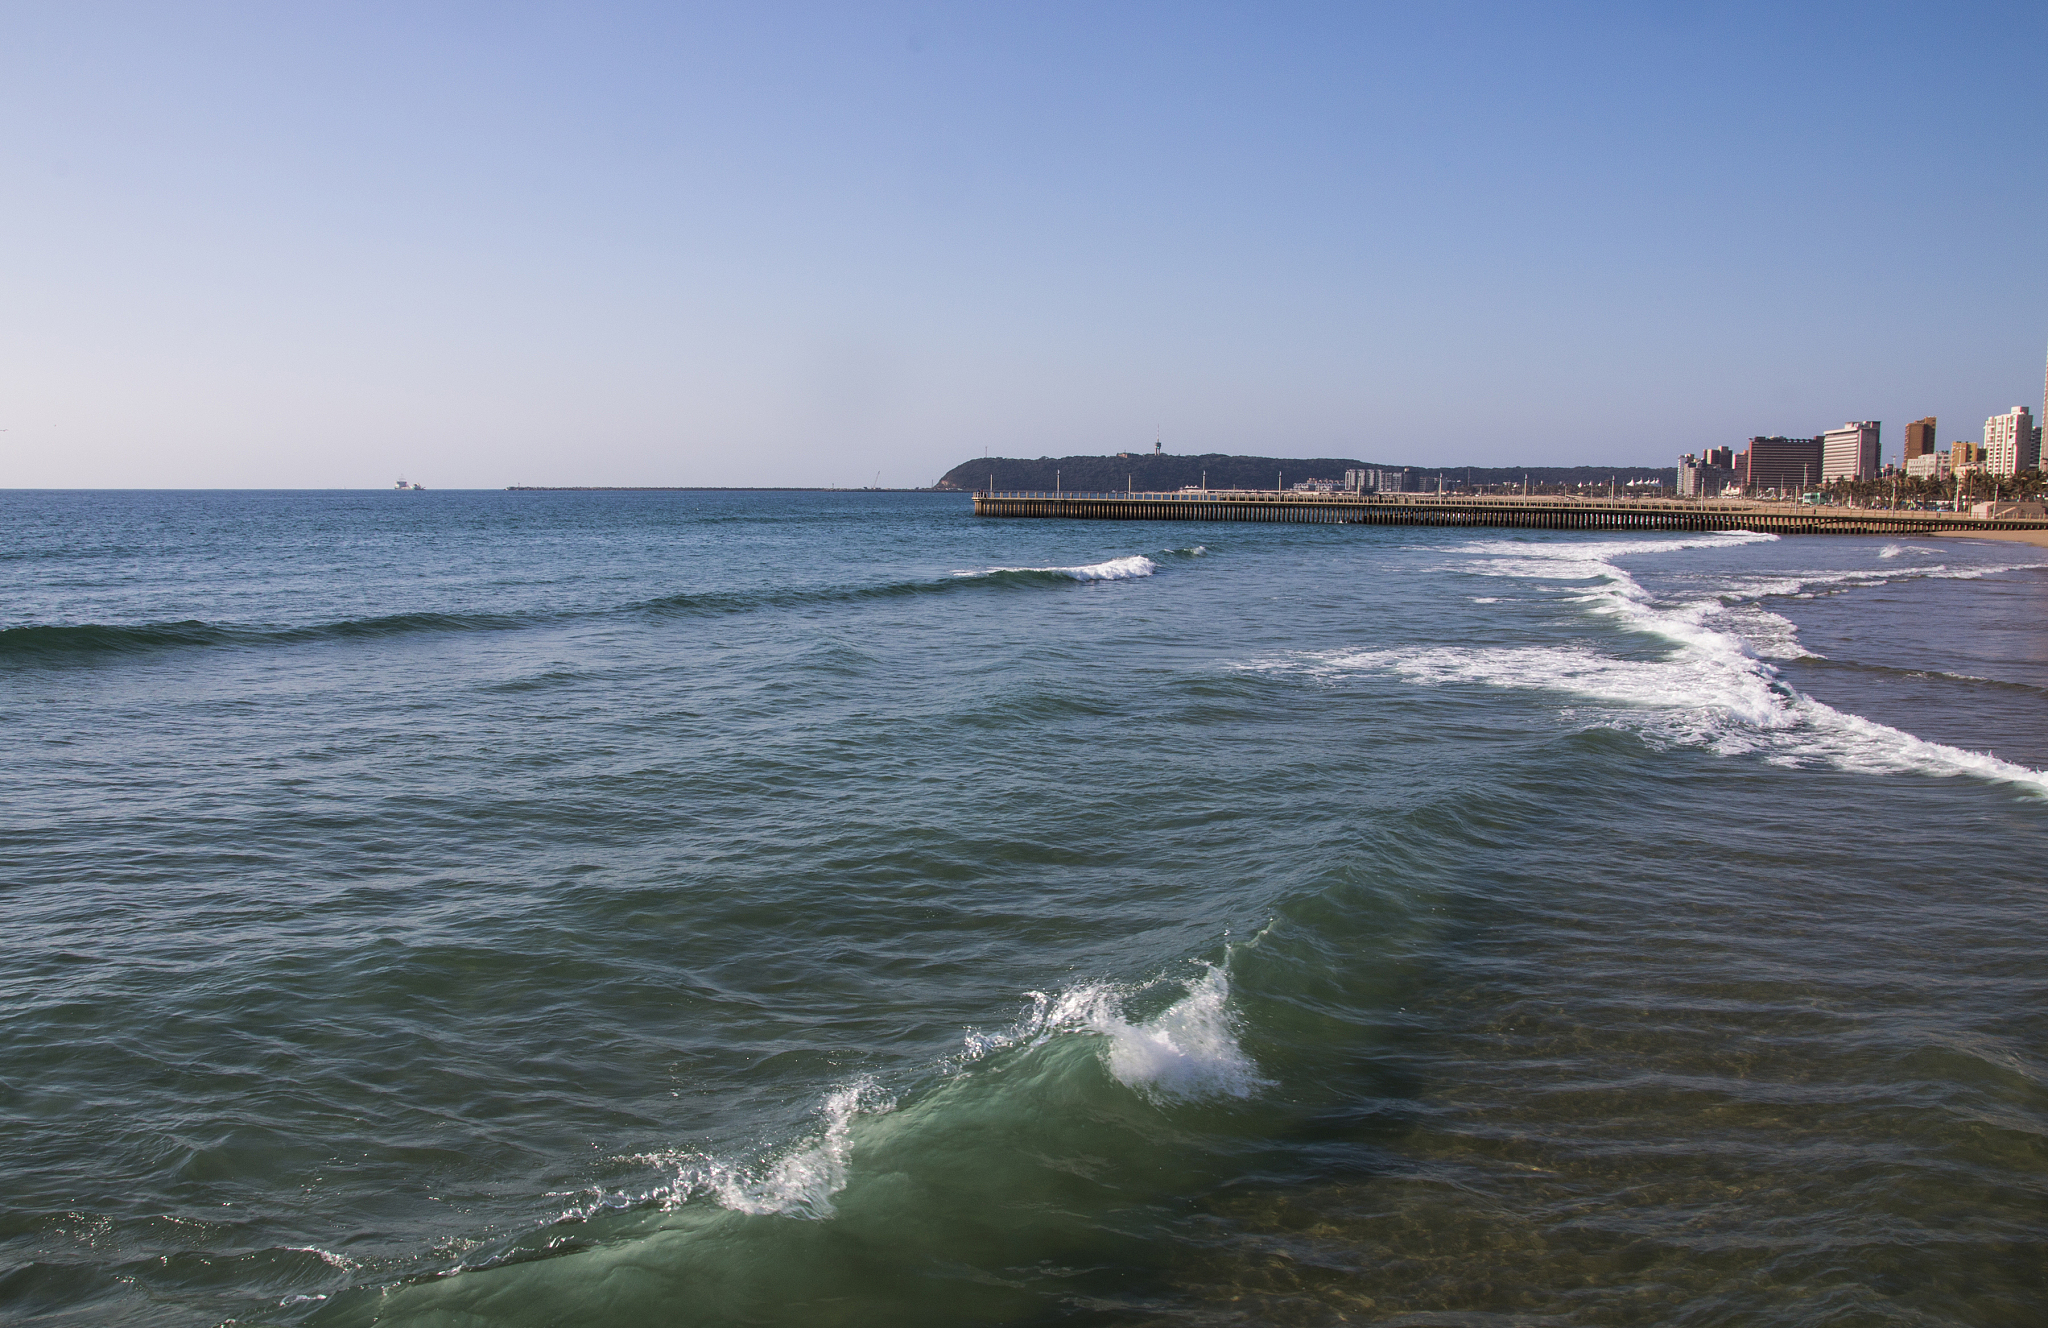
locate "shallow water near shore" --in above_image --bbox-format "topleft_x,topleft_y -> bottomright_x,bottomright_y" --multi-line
3,490 -> 2045,1326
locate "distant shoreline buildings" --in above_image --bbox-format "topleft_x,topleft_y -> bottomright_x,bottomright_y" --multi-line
1345,467 -> 1413,493
1678,351 -> 2046,497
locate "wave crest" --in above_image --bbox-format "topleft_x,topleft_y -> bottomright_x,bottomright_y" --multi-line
962,964 -> 1265,1103
5,554 -> 1174,663
621,1078 -> 895,1222
952,555 -> 1159,583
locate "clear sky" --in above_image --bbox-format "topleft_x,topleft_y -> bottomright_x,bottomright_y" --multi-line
4,1 -> 2045,488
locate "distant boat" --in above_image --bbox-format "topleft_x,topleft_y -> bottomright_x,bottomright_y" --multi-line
394,477 -> 426,491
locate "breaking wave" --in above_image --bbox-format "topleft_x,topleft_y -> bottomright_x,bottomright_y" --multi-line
549,960 -> 1261,1239
959,962 -> 1266,1103
621,1079 -> 896,1222
1289,642 -> 2048,793
1442,530 -> 1782,583
1245,534 -> 2048,798
950,555 -> 1159,582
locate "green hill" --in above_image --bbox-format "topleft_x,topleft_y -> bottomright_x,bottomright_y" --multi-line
932,454 -> 1676,492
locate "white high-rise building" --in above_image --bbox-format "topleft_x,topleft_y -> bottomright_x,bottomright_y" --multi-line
1347,467 -> 1408,493
1904,450 -> 1950,481
1820,421 -> 1881,482
1983,406 -> 2039,477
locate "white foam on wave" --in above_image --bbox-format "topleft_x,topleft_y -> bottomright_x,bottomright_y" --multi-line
555,961 -> 1261,1229
608,1078 -> 895,1222
563,960 -> 1265,1230
953,555 -> 1159,581
1446,530 -> 1780,582
1719,603 -> 1813,660
1291,642 -> 2047,790
1922,558 -> 2048,580
1250,534 -> 2048,798
1698,553 -> 2048,604
960,964 -> 1266,1103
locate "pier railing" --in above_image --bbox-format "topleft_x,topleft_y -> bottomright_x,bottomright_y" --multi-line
969,490 -> 2048,537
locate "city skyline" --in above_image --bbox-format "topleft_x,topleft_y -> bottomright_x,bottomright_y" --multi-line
1677,344 -> 2048,488
3,3 -> 2046,489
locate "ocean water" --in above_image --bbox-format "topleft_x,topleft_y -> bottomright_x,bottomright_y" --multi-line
2,490 -> 2044,1327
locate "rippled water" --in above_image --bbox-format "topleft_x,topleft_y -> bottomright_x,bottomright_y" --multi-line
3,491 -> 2044,1327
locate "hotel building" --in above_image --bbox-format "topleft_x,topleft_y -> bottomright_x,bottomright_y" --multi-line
1737,436 -> 1823,493
1983,406 -> 2040,477
1820,421 -> 1882,482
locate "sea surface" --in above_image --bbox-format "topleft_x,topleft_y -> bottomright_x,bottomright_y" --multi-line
2,489 -> 2045,1328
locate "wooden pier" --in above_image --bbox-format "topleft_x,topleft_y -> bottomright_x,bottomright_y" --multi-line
970,490 -> 2048,539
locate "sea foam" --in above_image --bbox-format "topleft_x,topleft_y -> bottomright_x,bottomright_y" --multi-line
1250,535 -> 2048,798
584,962 -> 1260,1229
961,964 -> 1266,1103
953,555 -> 1159,582
620,1078 -> 896,1222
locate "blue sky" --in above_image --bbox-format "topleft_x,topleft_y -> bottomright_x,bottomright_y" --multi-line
3,1 -> 2044,487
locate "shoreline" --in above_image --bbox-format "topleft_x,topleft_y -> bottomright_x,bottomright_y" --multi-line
1927,527 -> 2048,549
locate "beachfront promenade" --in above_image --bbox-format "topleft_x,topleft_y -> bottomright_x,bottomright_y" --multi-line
971,489 -> 2048,539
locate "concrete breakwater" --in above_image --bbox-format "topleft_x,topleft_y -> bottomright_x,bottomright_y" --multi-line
972,490 -> 2048,540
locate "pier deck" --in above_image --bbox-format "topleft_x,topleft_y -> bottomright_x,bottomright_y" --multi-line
970,490 -> 2048,539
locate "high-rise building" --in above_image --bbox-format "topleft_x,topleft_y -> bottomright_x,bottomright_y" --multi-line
1347,467 -> 1410,493
1738,436 -> 1824,493
1820,421 -> 1882,482
1903,417 -> 1936,460
1953,440 -> 1989,476
1904,450 -> 1950,481
1676,452 -> 1737,497
1983,406 -> 2039,477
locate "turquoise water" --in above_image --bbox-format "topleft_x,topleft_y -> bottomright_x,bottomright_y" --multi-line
3,490 -> 2044,1326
